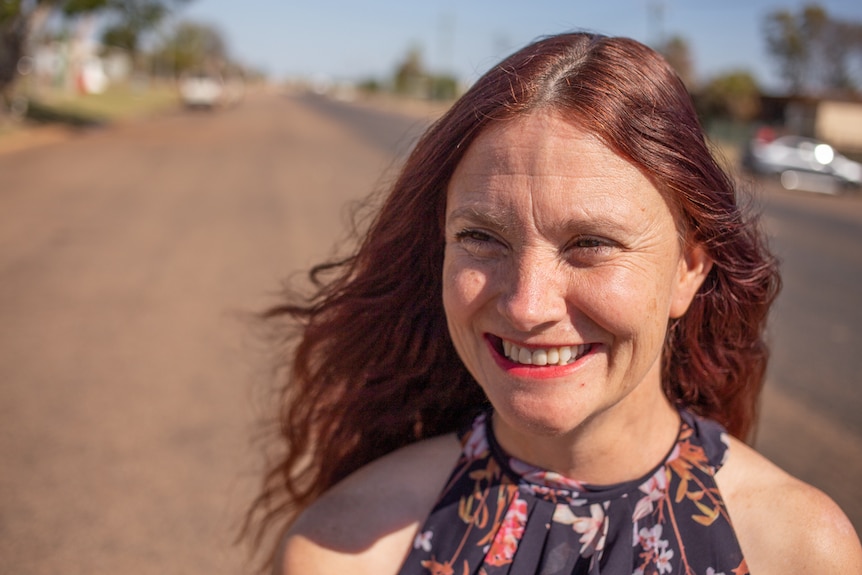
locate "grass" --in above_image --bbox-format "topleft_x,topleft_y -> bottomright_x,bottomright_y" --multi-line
0,80 -> 183,153
28,81 -> 181,124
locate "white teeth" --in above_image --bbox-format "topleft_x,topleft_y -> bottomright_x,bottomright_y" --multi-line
504,342 -> 588,366
533,350 -> 548,366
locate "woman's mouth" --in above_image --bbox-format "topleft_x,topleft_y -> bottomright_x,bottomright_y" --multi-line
491,336 -> 593,367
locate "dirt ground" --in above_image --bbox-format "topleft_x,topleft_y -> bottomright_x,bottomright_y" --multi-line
0,91 -> 399,574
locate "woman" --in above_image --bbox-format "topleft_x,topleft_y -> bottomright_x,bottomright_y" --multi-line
245,33 -> 862,574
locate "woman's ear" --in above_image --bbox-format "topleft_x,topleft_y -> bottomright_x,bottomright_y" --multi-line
669,243 -> 713,319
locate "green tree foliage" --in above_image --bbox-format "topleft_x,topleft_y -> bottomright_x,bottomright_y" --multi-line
391,45 -> 458,101
1,1 -> 65,109
356,77 -> 381,94
0,0 -> 190,108
818,19 -> 862,94
699,70 -> 762,124
99,0 -> 188,60
658,35 -> 696,90
150,20 -> 226,76
393,46 -> 425,96
62,0 -> 111,14
764,3 -> 862,95
430,74 -> 457,101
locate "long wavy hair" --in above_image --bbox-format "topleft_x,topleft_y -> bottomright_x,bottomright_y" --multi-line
243,32 -> 780,563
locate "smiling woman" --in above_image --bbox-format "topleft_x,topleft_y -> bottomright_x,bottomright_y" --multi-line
242,32 -> 862,575
441,113 -> 712,481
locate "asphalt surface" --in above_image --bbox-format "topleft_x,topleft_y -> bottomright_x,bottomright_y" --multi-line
0,90 -> 859,574
758,185 -> 862,434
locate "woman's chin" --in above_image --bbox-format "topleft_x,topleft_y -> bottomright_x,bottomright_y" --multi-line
492,397 -> 591,439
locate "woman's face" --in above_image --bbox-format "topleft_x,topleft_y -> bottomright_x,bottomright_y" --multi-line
442,111 -> 711,442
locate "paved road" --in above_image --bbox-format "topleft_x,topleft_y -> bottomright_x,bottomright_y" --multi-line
757,184 -> 862,433
749,179 -> 862,539
0,90 -> 432,575
0,91 -> 859,575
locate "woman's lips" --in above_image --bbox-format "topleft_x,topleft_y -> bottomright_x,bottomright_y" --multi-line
503,340 -> 591,366
486,335 -> 595,378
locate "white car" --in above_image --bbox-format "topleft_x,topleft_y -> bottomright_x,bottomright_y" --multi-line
743,133 -> 862,193
179,73 -> 224,109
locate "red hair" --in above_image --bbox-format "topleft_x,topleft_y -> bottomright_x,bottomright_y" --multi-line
243,32 -> 780,563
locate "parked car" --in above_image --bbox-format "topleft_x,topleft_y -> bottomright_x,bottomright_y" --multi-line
742,130 -> 862,193
178,72 -> 224,109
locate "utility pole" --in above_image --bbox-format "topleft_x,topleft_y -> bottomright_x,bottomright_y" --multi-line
437,11 -> 455,75
648,0 -> 666,48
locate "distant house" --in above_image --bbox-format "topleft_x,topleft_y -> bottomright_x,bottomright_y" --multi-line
760,94 -> 862,155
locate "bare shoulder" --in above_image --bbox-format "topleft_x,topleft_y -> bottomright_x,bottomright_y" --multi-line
717,436 -> 862,575
276,433 -> 462,575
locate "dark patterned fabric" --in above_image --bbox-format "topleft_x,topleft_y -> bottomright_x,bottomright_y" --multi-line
398,410 -> 747,575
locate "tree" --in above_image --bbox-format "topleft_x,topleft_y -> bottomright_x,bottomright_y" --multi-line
393,46 -> 426,96
658,35 -> 696,90
699,71 -> 761,124
390,45 -> 460,101
763,9 -> 807,94
1,0 -> 53,106
99,0 -> 190,66
0,0 -> 190,111
764,3 -> 862,95
151,20 -> 226,76
817,18 -> 862,94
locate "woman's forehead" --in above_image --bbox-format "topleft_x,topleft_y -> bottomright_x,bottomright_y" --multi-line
450,112 -> 650,198
444,110 -> 688,238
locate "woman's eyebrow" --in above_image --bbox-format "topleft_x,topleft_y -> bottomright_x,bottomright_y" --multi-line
446,206 -> 510,230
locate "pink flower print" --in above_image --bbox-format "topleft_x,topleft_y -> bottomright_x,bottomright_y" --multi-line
637,524 -> 674,574
413,530 -> 433,552
571,503 -> 608,555
633,467 -> 668,521
656,544 -> 674,574
552,503 -> 577,525
638,524 -> 664,551
463,416 -> 489,459
665,442 -> 681,464
510,458 -> 585,492
484,496 -> 528,566
420,557 -> 454,575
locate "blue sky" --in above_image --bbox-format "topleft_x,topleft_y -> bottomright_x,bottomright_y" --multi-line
179,0 -> 862,93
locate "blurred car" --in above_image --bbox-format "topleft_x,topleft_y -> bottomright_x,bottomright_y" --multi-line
178,73 -> 224,109
742,130 -> 862,193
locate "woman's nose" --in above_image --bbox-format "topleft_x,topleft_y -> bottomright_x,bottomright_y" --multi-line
497,255 -> 568,333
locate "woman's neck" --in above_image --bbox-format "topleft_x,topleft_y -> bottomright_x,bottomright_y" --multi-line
491,384 -> 681,485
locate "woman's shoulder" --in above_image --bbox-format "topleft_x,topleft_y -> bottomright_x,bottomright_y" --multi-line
717,435 -> 862,575
276,432 -> 463,575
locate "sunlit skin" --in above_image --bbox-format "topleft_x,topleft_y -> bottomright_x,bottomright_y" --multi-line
442,110 -> 713,484
280,111 -> 862,575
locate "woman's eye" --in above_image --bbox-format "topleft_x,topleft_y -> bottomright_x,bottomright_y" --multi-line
574,237 -> 604,248
455,229 -> 494,243
568,236 -> 616,256
453,229 -> 506,256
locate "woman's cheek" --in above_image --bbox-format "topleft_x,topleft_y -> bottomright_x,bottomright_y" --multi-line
444,254 -> 493,311
459,268 -> 490,307
576,265 -> 664,331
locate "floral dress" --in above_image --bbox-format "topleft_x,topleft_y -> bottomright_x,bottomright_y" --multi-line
398,410 -> 747,575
